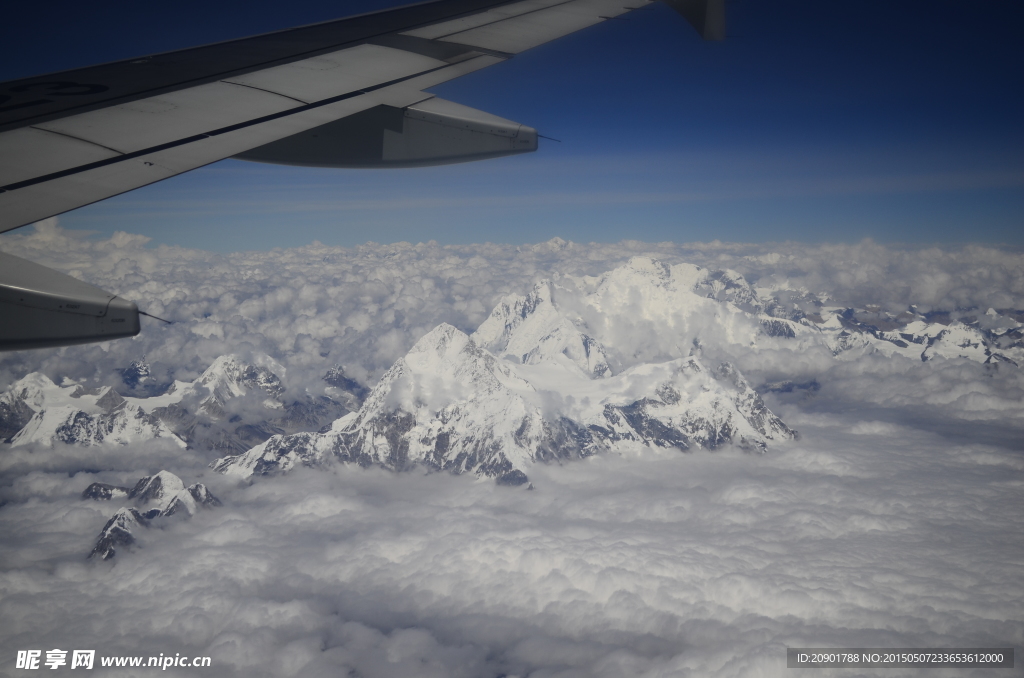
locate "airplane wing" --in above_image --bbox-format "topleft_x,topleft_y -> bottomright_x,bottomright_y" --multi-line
0,0 -> 723,351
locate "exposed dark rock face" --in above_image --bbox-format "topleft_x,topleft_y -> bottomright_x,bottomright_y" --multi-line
188,483 -> 222,508
128,473 -> 171,506
323,365 -> 370,400
603,400 -> 693,450
761,319 -> 797,338
0,396 -> 34,441
496,470 -> 529,486
534,417 -> 604,463
95,388 -> 126,412
280,397 -> 351,434
758,380 -> 820,395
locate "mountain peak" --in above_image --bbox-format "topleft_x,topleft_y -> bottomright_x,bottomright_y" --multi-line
210,257 -> 806,485
128,471 -> 186,508
623,256 -> 673,282
90,507 -> 147,560
119,359 -> 151,389
472,281 -> 611,379
189,354 -> 286,418
197,354 -> 284,397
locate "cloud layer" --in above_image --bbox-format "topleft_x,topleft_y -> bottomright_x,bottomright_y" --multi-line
1,223 -> 1022,676
2,426 -> 1022,677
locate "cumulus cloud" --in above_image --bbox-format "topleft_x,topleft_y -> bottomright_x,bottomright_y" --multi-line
1,223 -> 1023,676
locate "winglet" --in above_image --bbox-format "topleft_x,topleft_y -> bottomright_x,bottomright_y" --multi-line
662,0 -> 725,40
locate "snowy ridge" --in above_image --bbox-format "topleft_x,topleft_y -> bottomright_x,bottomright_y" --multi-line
819,313 -> 1022,364
6,378 -> 184,448
120,354 -> 285,414
190,354 -> 285,417
1,354 -> 360,453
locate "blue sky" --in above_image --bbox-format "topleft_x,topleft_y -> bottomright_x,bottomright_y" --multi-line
2,0 -> 1022,251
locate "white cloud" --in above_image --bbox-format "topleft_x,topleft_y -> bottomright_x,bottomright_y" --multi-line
2,433 -> 1022,677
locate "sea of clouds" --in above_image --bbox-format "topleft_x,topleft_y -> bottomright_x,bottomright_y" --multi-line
1,221 -> 1022,677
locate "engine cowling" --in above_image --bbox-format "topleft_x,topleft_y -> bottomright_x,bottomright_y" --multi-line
0,252 -> 140,351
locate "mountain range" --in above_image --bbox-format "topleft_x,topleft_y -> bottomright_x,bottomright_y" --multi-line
3,257 -> 1021,488
209,256 -> 1021,483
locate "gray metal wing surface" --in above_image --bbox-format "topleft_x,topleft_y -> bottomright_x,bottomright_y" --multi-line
0,0 -> 723,350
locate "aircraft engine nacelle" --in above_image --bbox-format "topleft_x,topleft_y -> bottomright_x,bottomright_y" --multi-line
0,252 -> 139,351
234,98 -> 538,169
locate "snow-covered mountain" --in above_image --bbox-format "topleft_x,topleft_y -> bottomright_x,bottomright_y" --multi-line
0,374 -> 45,440
323,365 -> 370,411
213,330 -> 792,484
213,260 -> 800,484
118,358 -> 157,393
215,324 -> 561,484
748,280 -> 1023,366
85,470 -> 221,560
470,257 -> 834,376
6,255 -> 1019,488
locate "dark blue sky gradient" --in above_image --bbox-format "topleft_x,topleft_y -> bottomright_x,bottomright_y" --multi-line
1,0 -> 1021,249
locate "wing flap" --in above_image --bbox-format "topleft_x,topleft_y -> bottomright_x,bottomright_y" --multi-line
378,54 -> 505,93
